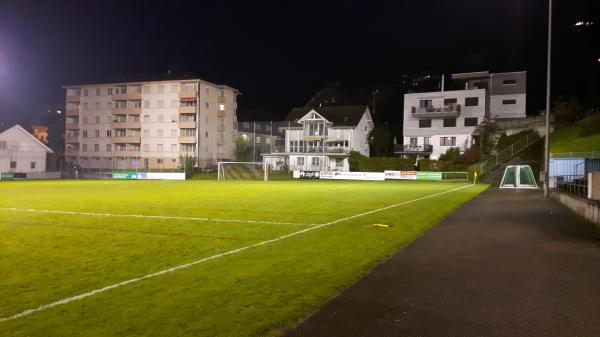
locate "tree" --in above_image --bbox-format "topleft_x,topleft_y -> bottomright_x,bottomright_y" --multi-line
235,136 -> 251,161
178,154 -> 197,179
553,96 -> 585,127
368,123 -> 392,156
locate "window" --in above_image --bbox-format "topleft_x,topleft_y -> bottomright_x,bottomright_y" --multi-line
10,161 -> 17,169
443,98 -> 457,105
443,118 -> 456,127
94,144 -> 100,152
144,100 -> 150,108
311,157 -> 320,166
219,104 -> 225,111
419,99 -> 432,109
409,137 -> 418,145
106,102 -> 112,109
503,79 -> 517,85
171,100 -> 178,108
157,159 -> 163,164
157,85 -> 164,93
106,130 -> 112,137
144,115 -> 150,122
266,138 -> 271,145
157,144 -> 164,152
83,88 -> 88,96
83,103 -> 88,111
106,144 -> 111,152
82,130 -> 88,138
0,141 -> 6,149
205,102 -> 209,109
157,100 -> 164,108
503,99 -> 517,105
94,130 -> 100,137
171,129 -> 178,137
440,137 -> 456,146
143,129 -> 150,137
94,102 -> 100,110
465,97 -> 479,106
419,119 -> 432,128
143,86 -> 151,94
464,117 -> 478,126
171,144 -> 177,152
171,114 -> 177,122
171,84 -> 179,92
157,129 -> 164,137
297,157 -> 304,166
95,88 -> 100,96
157,115 -> 164,122
205,87 -> 209,94
424,137 -> 431,145
107,88 -> 113,95
205,132 -> 208,138
143,144 -> 149,152
82,144 -> 87,152
95,116 -> 100,124
256,136 -> 261,144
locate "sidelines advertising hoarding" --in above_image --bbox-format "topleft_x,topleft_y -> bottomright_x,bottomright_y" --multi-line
112,172 -> 186,180
294,170 -> 321,179
384,170 -> 417,180
319,171 -> 385,181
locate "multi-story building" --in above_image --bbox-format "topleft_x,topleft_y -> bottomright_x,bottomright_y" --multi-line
63,74 -> 239,170
263,105 -> 373,171
0,125 -> 53,174
236,121 -> 287,162
399,71 -> 527,159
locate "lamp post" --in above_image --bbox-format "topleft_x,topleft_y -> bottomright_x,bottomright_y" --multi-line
544,0 -> 552,198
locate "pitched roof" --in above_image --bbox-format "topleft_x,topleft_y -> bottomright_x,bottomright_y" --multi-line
0,124 -> 53,153
284,105 -> 369,127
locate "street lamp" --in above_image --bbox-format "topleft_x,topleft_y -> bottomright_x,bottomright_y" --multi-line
544,0 -> 552,198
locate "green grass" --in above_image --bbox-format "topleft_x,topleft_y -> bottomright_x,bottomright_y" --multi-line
0,180 -> 487,336
550,124 -> 600,153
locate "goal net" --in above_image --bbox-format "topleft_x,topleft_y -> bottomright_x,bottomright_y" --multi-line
217,162 -> 268,181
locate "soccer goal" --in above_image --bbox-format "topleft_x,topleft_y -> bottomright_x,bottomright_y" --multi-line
217,162 -> 268,181
441,171 -> 470,181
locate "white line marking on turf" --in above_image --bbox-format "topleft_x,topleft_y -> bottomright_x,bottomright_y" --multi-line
0,208 -> 312,226
0,183 -> 474,323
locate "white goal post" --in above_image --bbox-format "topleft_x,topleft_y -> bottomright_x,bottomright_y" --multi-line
217,162 -> 268,181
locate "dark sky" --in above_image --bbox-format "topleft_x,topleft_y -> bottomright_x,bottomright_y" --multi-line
0,0 -> 598,126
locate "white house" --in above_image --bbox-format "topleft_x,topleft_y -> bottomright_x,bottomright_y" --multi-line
263,105 -> 374,172
0,125 -> 53,173
399,71 -> 527,159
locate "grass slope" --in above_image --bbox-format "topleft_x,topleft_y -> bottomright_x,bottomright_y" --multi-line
550,124 -> 600,153
0,180 -> 487,336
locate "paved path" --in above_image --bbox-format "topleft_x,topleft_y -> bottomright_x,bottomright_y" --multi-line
282,188 -> 600,337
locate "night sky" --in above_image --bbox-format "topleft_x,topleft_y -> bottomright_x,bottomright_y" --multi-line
0,0 -> 598,127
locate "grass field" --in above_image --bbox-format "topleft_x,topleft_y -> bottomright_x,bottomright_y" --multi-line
0,179 -> 487,336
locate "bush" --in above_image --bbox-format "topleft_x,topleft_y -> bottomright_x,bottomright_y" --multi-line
418,159 -> 441,171
357,157 -> 416,172
348,151 -> 367,171
439,147 -> 460,161
457,145 -> 481,164
579,113 -> 600,137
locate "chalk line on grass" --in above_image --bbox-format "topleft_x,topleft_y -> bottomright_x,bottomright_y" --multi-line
0,183 -> 474,323
0,208 -> 312,226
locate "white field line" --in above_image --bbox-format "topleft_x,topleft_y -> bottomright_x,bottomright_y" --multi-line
0,183 -> 474,323
0,208 -> 312,226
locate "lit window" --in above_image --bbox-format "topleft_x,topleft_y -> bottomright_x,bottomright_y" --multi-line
219,104 -> 225,111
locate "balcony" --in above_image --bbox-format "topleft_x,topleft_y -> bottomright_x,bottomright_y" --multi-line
66,108 -> 79,117
111,136 -> 141,143
112,92 -> 142,100
217,125 -> 225,132
112,107 -> 141,115
217,95 -> 226,103
217,139 -> 224,146
394,144 -> 434,154
267,146 -> 351,155
411,104 -> 461,118
178,106 -> 196,114
65,123 -> 79,130
66,95 -> 80,103
217,110 -> 226,117
65,136 -> 79,143
179,90 -> 197,99
178,120 -> 197,129
112,150 -> 141,157
178,136 -> 197,144
111,121 -> 141,129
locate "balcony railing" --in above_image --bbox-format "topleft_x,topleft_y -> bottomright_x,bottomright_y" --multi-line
113,92 -> 142,100
265,146 -> 351,154
111,121 -> 141,129
178,106 -> 196,114
65,136 -> 79,143
65,149 -> 79,156
394,144 -> 433,153
178,120 -> 197,129
111,136 -> 141,143
112,107 -> 142,115
66,95 -> 80,102
411,104 -> 461,118
66,108 -> 79,117
178,136 -> 197,144
179,90 -> 197,99
217,110 -> 226,117
66,123 -> 79,130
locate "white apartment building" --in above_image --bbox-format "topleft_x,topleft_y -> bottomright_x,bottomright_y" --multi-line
263,106 -> 373,172
63,74 -> 239,170
0,125 -> 53,173
400,71 -> 527,159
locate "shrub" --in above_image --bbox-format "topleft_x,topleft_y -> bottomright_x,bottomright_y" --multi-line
348,151 -> 367,171
457,145 -> 481,164
357,157 -> 416,172
579,113 -> 600,137
439,147 -> 460,161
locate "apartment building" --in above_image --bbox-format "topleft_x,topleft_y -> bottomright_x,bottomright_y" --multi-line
399,71 -> 526,159
63,74 -> 239,170
263,106 -> 373,172
237,121 -> 287,161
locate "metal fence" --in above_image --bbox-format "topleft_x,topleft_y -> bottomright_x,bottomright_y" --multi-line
551,151 -> 600,159
553,174 -> 588,198
473,132 -> 542,176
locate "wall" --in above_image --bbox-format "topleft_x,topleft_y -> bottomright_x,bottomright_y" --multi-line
551,192 -> 600,224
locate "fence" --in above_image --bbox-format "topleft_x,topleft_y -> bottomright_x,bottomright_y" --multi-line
551,151 -> 600,159
473,132 -> 542,176
553,174 -> 588,198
